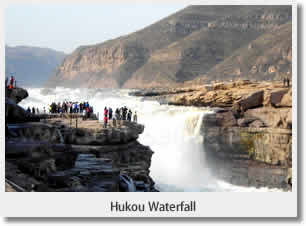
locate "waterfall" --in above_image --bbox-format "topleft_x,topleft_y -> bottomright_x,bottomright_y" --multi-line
19,87 -> 282,192
138,109 -> 215,191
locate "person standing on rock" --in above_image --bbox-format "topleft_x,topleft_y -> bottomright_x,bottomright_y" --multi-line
9,76 -> 14,88
69,102 -> 73,113
127,110 -> 132,122
115,108 -> 120,119
79,102 -> 83,113
113,111 -> 117,128
7,76 -> 14,94
115,108 -> 121,126
109,107 -> 113,120
120,107 -> 123,120
85,106 -> 90,119
122,106 -> 127,120
72,103 -> 76,113
103,114 -> 108,128
287,78 -> 290,87
133,111 -> 137,123
104,107 -> 108,118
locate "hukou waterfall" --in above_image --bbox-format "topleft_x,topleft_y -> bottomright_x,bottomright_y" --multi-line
19,87 -> 281,192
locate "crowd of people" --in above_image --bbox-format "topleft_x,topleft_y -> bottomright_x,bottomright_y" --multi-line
25,104 -> 138,128
26,101 -> 94,119
48,101 -> 93,115
103,106 -> 137,128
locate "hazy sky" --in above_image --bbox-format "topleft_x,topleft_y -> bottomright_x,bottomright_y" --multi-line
5,4 -> 188,54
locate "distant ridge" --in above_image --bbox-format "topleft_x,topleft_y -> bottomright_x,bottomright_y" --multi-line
6,45 -> 66,87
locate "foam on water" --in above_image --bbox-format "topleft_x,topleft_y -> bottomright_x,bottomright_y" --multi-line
19,87 -> 281,192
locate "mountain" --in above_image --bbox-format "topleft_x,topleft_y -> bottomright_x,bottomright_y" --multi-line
5,46 -> 66,87
47,5 -> 292,88
194,22 -> 292,84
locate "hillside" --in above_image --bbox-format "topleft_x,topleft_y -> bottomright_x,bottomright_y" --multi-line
194,22 -> 292,84
46,5 -> 292,88
5,46 -> 66,87
123,6 -> 292,88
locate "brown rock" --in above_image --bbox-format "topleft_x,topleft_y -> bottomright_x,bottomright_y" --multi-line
265,89 -> 288,107
245,107 -> 291,129
203,111 -> 237,127
64,121 -> 144,145
237,118 -> 256,127
249,119 -> 266,128
278,88 -> 292,107
236,90 -> 264,111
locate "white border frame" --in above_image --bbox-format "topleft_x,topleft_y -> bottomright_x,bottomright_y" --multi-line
0,0 -> 297,218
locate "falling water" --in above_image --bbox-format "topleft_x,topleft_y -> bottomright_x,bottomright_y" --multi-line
19,87 -> 282,192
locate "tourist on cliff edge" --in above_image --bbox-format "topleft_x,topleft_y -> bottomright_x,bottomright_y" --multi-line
109,107 -> 113,120
133,111 -> 137,123
103,114 -> 108,128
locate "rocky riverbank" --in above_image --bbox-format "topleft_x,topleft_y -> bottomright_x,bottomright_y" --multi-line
5,86 -> 156,192
130,80 -> 292,190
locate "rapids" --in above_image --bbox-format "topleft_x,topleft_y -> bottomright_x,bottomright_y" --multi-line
19,87 -> 281,192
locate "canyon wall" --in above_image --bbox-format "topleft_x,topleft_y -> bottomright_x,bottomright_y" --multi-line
46,6 -> 292,89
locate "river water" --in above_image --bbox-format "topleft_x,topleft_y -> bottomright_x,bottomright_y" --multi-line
19,87 -> 281,192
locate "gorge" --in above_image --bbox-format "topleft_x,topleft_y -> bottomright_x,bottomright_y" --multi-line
6,81 -> 292,192
5,5 -> 293,192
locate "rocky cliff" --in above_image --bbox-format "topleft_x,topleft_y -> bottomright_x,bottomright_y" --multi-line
131,80 -> 292,189
195,22 -> 292,83
46,5 -> 292,89
201,110 -> 292,189
5,87 -> 155,192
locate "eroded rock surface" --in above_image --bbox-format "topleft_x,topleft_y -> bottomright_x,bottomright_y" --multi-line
133,80 -> 292,190
5,87 -> 156,192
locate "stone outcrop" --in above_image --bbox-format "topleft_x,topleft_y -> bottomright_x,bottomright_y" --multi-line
6,98 -> 30,123
162,80 -> 291,109
200,82 -> 292,189
236,90 -> 264,111
201,117 -> 292,189
132,80 -> 292,190
244,107 -> 292,129
203,111 -> 237,127
6,118 -> 155,192
6,87 -> 28,104
278,88 -> 292,107
267,89 -> 288,107
63,121 -> 144,145
5,87 -> 156,192
5,87 -> 40,124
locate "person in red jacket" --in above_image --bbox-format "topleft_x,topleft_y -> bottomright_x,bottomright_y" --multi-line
103,107 -> 109,128
104,107 -> 108,117
104,115 -> 108,128
9,76 -> 14,88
